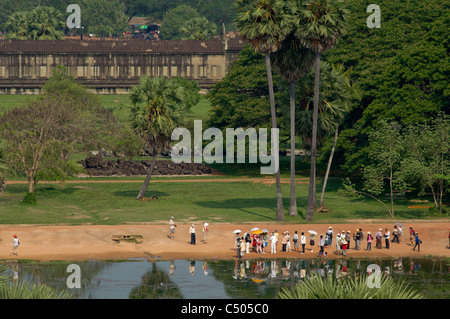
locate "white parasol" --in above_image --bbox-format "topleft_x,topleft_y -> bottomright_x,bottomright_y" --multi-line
233,229 -> 241,234
308,230 -> 317,235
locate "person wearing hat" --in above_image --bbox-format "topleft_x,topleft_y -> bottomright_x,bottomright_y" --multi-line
169,216 -> 176,239
375,229 -> 382,249
202,222 -> 209,243
326,227 -> 333,246
189,224 -> 196,245
10,235 -> 19,256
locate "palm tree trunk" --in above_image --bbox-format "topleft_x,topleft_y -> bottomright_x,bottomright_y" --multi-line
306,51 -> 321,221
265,53 -> 284,221
136,150 -> 158,200
320,123 -> 338,208
289,81 -> 297,217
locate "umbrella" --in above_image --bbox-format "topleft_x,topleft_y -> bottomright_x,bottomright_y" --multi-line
250,227 -> 260,231
262,229 -> 269,233
233,229 -> 241,234
395,222 -> 403,227
253,229 -> 264,235
308,230 -> 317,235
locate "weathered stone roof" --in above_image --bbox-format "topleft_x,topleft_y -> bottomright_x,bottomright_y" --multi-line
0,39 -> 232,54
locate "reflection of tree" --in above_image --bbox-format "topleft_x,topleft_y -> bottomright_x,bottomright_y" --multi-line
129,263 -> 183,299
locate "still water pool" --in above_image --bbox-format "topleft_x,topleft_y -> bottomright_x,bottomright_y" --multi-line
1,257 -> 448,299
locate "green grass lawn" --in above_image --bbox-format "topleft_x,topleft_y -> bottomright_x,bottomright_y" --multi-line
0,172 -> 443,225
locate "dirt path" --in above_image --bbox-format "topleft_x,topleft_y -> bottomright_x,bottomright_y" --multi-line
1,222 -> 448,261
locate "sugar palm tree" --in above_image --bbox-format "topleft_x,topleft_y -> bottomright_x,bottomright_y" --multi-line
270,33 -> 315,217
235,0 -> 292,220
295,0 -> 349,221
129,76 -> 185,200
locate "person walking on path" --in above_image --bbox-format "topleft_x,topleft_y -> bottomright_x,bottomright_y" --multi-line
245,233 -> 251,253
270,232 -> 277,254
398,225 -> 403,242
10,235 -> 19,256
300,232 -> 306,254
335,233 -> 341,255
281,232 -> 287,252
392,226 -> 400,244
309,233 -> 315,253
240,237 -> 246,258
366,232 -> 373,251
286,231 -> 291,252
375,229 -> 382,249
236,237 -> 242,258
202,223 -> 208,243
384,228 -> 390,249
293,231 -> 299,252
318,235 -> 325,256
413,232 -> 422,252
409,226 -> 416,246
326,227 -> 333,246
189,224 -> 196,245
169,216 -> 176,239
345,231 -> 351,250
357,228 -> 364,250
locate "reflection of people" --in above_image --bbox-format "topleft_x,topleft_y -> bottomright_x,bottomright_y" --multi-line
169,216 -> 176,239
189,224 -> 196,245
10,235 -> 19,256
189,260 -> 195,275
12,261 -> 19,283
169,260 -> 176,277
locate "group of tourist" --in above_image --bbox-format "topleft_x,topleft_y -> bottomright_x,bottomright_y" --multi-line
233,224 -> 423,259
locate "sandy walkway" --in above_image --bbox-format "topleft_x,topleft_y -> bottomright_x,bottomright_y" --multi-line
1,221 -> 449,262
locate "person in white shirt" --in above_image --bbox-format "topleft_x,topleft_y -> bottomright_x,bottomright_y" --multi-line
384,228 -> 390,249
293,231 -> 299,251
300,232 -> 306,254
270,232 -> 277,254
10,235 -> 19,256
189,224 -> 196,245
169,216 -> 176,239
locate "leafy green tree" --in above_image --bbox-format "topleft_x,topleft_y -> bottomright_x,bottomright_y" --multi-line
179,17 -> 217,40
295,0 -> 350,221
362,119 -> 406,218
400,115 -> 449,214
80,0 -> 128,37
159,4 -> 200,40
128,76 -> 186,200
3,6 -> 64,40
235,0 -> 292,221
0,68 -> 116,194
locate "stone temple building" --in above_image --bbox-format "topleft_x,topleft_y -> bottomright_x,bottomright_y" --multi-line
0,34 -> 245,94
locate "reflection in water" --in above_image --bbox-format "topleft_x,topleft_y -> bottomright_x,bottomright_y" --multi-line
0,257 -> 448,299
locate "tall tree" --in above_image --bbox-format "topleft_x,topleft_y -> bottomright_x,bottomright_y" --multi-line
271,33 -> 315,217
0,68 -> 115,194
129,76 -> 185,200
235,0 -> 291,221
295,0 -> 349,221
363,119 -> 405,218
